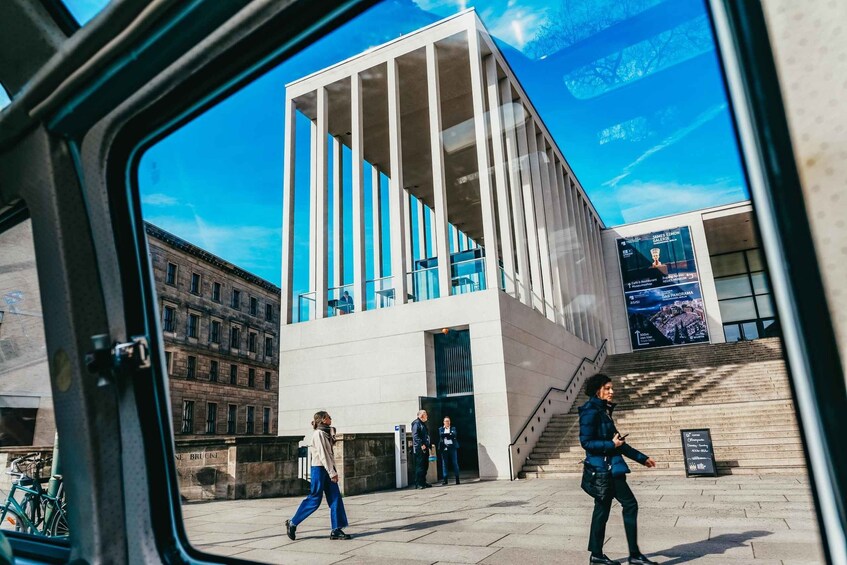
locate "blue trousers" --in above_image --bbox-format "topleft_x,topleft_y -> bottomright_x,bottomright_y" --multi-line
441,448 -> 459,480
291,467 -> 348,530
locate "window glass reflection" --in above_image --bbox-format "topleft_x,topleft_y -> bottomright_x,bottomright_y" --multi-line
715,274 -> 751,300
719,296 -> 757,323
711,252 -> 747,277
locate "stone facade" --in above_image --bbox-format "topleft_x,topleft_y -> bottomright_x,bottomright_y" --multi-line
0,221 -> 54,447
332,433 -> 397,496
146,223 -> 280,439
175,436 -> 306,500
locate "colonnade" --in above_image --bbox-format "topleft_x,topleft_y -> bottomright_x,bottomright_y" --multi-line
280,11 -> 611,346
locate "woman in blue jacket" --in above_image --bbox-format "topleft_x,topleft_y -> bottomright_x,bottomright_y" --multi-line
438,416 -> 460,485
579,373 -> 657,565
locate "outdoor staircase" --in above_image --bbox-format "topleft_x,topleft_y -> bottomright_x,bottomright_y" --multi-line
520,338 -> 807,478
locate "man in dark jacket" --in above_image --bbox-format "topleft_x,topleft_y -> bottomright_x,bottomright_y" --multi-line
579,373 -> 657,565
411,410 -> 433,489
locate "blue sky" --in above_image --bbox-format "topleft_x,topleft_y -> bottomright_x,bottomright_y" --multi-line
138,0 -> 749,289
63,0 -> 110,26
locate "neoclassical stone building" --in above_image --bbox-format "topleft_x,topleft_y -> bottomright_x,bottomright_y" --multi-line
146,223 -> 280,438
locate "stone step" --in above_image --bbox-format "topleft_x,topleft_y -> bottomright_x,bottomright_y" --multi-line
518,465 -> 806,479
524,451 -> 808,468
532,431 -> 802,450
522,454 -> 808,473
535,436 -> 803,451
553,405 -> 797,421
540,419 -> 798,435
529,444 -> 806,463
535,437 -> 805,455
548,415 -> 798,428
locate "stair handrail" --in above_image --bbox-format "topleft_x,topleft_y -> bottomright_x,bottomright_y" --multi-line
507,339 -> 608,481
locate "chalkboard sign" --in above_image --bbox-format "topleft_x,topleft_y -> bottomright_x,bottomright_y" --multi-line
680,428 -> 717,477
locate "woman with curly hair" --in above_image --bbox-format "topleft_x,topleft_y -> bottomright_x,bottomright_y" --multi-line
580,373 -> 657,565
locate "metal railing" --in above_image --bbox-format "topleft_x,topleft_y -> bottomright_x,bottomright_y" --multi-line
451,257 -> 485,295
327,284 -> 355,317
407,266 -> 439,302
297,291 -> 315,323
507,339 -> 608,480
365,275 -> 395,310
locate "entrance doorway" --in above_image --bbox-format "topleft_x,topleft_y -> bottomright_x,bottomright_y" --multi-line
419,328 -> 479,478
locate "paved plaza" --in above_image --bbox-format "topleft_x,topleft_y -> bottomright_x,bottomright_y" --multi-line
183,475 -> 824,564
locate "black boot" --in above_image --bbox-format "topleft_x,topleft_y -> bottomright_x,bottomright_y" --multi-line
284,519 -> 296,541
628,555 -> 658,565
589,555 -> 619,565
455,478 -> 460,485
330,528 -> 352,540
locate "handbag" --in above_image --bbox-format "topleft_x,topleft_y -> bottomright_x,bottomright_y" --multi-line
581,461 -> 614,500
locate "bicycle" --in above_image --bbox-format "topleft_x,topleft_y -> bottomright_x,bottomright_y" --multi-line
0,453 -> 68,538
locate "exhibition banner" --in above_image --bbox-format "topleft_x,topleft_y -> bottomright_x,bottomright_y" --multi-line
617,227 -> 709,350
617,226 -> 698,292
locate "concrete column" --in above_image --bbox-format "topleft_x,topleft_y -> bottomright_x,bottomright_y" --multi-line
537,136 -> 563,326
332,136 -> 343,289
526,120 -> 556,322
468,28 -> 501,293
562,173 -> 587,341
315,87 -> 329,319
387,58 -> 408,304
427,42 -> 451,299
309,119 -> 317,293
500,80 -> 531,307
588,214 -> 610,345
515,105 -> 545,313
371,164 -> 382,280
546,147 -> 568,328
582,201 -> 602,346
416,199 -> 426,261
351,73 -> 366,314
484,56 -> 515,296
573,190 -> 595,345
555,162 -> 577,334
281,97 -> 296,324
585,203 -> 603,346
404,188 -> 414,276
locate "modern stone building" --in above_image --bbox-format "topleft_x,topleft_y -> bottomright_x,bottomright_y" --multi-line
277,11 -> 776,480
146,223 -> 280,438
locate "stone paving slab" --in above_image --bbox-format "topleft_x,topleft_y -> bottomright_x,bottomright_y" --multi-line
183,475 -> 824,564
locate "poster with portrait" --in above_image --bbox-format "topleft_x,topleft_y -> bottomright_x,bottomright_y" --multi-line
617,227 -> 710,350
617,227 -> 699,292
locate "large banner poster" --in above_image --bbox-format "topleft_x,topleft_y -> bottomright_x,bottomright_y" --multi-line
617,227 -> 709,350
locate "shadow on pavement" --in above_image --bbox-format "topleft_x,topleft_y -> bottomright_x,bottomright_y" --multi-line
651,530 -> 772,564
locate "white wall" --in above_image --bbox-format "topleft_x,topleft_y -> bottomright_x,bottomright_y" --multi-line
279,290 -> 505,474
279,287 -> 598,479
601,203 -> 751,353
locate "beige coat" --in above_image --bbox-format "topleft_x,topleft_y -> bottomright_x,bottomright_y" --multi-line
309,428 -> 338,479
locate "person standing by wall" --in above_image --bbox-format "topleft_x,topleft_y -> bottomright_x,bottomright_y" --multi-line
285,411 -> 352,540
438,416 -> 460,485
579,374 -> 657,565
411,410 -> 433,489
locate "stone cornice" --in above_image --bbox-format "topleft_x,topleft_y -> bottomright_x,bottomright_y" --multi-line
145,222 -> 280,295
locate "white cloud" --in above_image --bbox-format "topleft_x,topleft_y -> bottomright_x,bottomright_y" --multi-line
141,193 -> 178,206
146,215 -> 281,282
603,103 -> 727,188
486,8 -> 544,50
594,180 -> 747,224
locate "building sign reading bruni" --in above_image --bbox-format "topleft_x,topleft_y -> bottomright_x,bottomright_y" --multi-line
617,226 -> 709,350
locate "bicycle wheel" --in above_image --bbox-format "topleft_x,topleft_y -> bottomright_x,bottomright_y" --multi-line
45,502 -> 68,538
18,494 -> 42,534
0,507 -> 28,533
